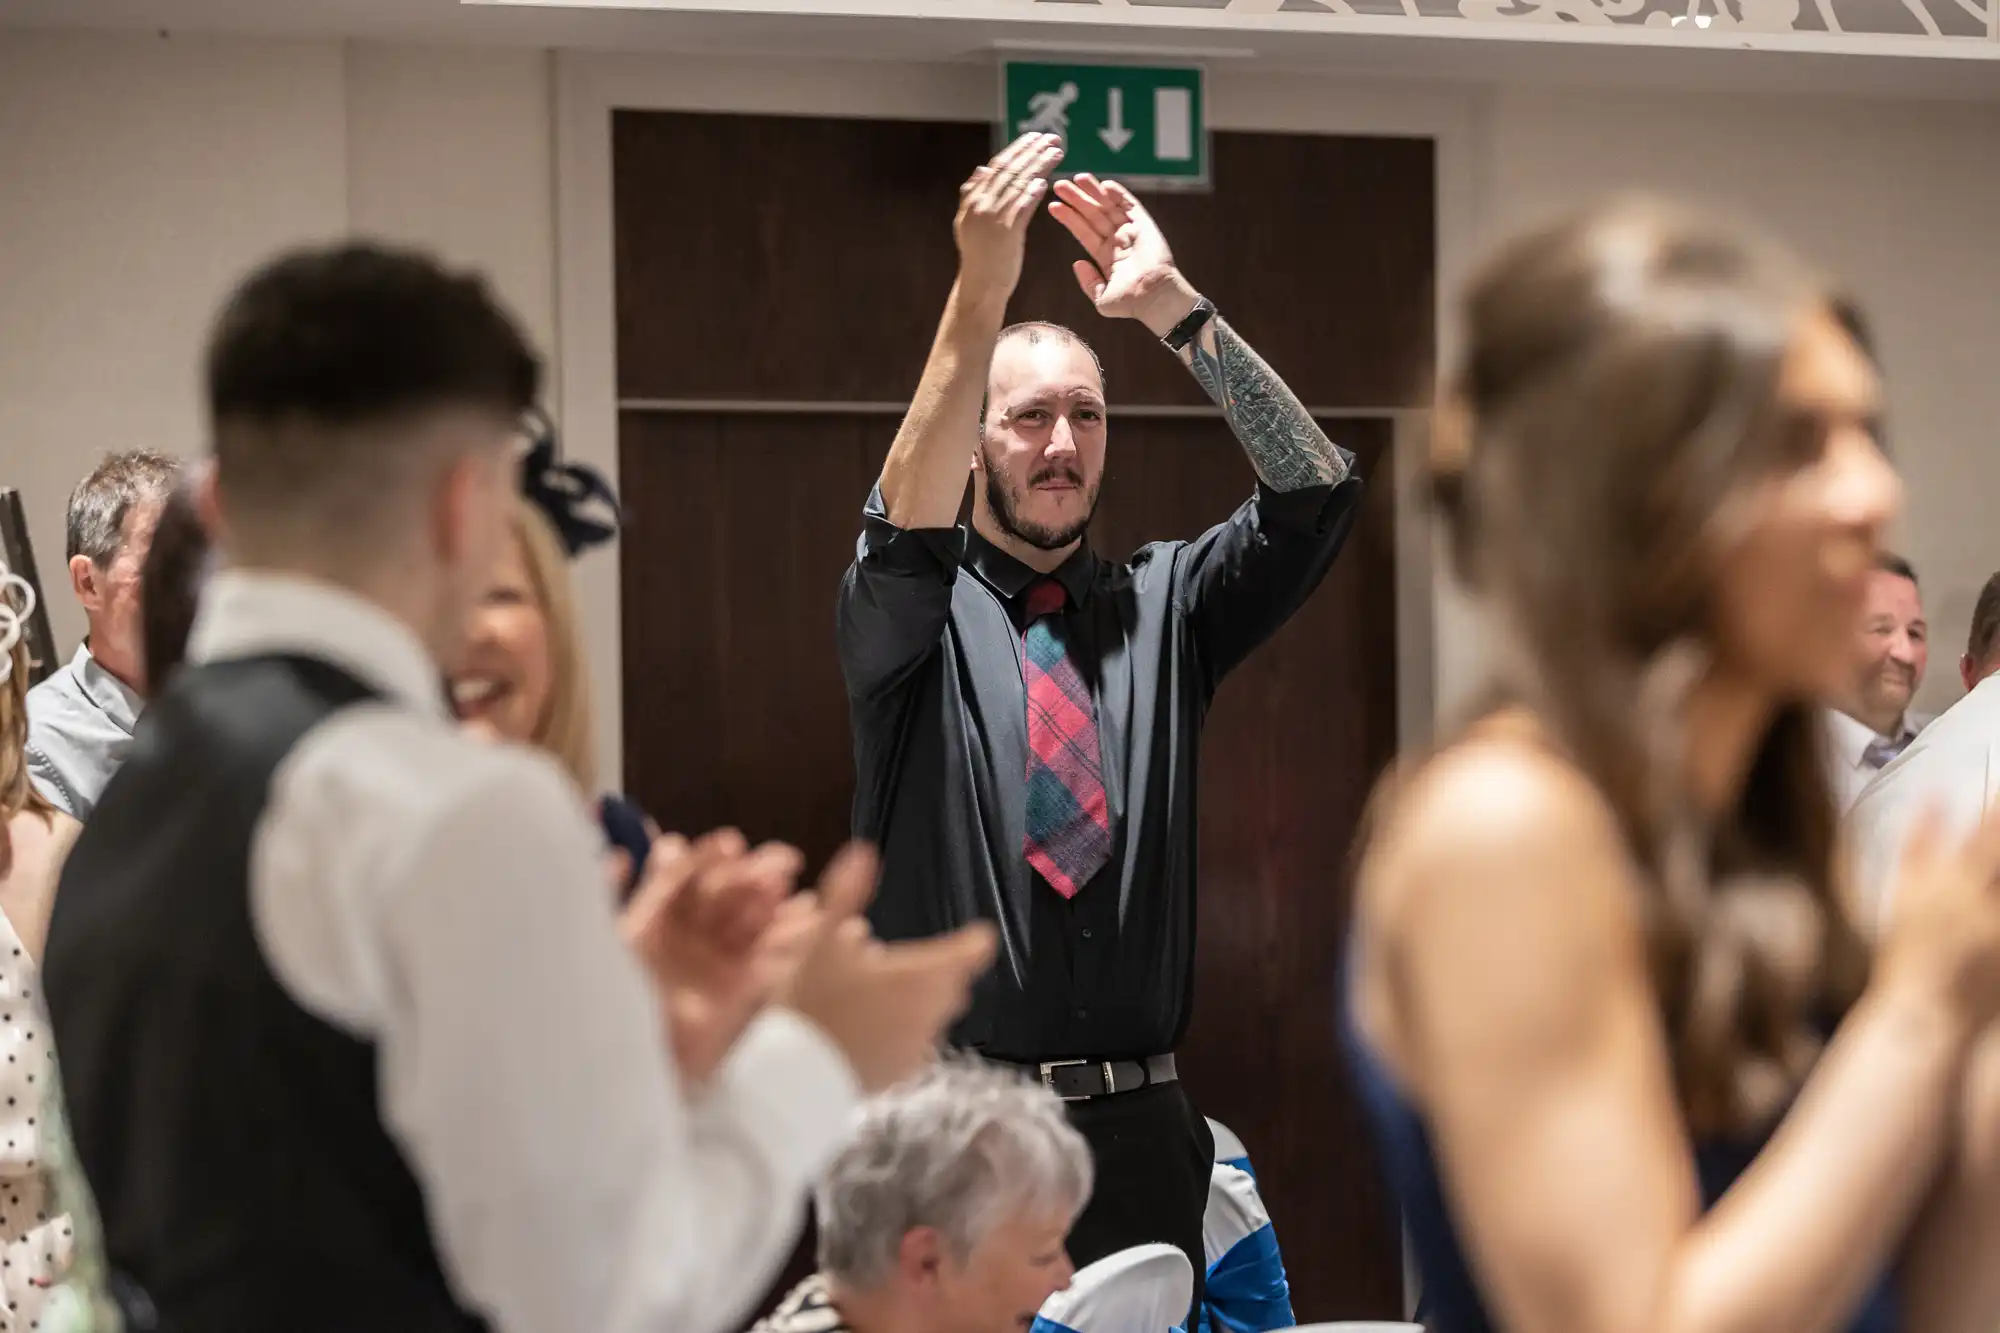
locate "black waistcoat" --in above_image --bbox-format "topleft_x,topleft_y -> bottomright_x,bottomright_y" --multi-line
44,655 -> 486,1333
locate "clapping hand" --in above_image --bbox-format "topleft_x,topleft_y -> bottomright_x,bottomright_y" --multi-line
955,132 -> 1065,306
619,827 -> 802,1086
1049,173 -> 1201,338
779,843 -> 998,1092
618,828 -> 998,1094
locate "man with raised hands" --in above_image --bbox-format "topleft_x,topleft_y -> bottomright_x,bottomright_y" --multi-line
836,133 -> 1366,1312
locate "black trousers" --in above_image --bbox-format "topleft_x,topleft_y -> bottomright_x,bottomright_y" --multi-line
1062,1081 -> 1214,1327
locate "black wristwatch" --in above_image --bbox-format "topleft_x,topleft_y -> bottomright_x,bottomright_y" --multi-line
1161,296 -> 1218,353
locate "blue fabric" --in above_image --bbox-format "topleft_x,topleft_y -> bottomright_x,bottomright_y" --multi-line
1341,980 -> 1902,1333
1199,1224 -> 1294,1333
598,793 -> 652,904
1219,1155 -> 1254,1180
1030,1318 -> 1079,1333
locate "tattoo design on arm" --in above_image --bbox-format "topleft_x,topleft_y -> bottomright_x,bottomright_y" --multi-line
1182,316 -> 1348,492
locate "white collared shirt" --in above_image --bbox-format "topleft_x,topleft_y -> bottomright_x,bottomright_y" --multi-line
1847,676 -> 2000,929
186,570 -> 860,1333
1824,706 -> 1929,815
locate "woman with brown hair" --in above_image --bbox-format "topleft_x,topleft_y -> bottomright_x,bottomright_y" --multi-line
1346,199 -> 2000,1333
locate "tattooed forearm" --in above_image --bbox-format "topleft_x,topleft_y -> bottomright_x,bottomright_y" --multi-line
1181,316 -> 1348,492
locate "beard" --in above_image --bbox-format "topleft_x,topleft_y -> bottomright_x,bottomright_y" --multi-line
980,449 -> 1102,552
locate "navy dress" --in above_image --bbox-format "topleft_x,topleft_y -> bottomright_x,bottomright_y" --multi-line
1342,993 -> 1900,1333
598,793 -> 652,904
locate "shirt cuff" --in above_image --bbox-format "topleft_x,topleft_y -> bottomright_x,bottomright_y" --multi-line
701,1008 -> 863,1182
860,484 -> 968,573
1253,468 -> 1353,536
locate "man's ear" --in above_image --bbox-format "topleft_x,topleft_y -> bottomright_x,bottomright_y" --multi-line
429,452 -> 492,565
193,459 -> 223,542
68,554 -> 100,614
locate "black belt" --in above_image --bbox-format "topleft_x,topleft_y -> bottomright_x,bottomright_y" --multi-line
996,1054 -> 1178,1102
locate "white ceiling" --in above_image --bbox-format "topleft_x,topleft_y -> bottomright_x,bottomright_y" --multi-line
4,0 -> 1999,99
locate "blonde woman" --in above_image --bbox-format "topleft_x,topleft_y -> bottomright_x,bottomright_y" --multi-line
452,497 -> 653,898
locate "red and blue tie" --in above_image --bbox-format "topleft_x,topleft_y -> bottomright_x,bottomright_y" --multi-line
1021,578 -> 1112,898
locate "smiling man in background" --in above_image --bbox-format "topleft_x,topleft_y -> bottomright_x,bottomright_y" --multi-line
1826,551 -> 1931,812
1848,570 -> 2000,925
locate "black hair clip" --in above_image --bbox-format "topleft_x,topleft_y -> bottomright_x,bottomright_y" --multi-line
519,410 -> 622,557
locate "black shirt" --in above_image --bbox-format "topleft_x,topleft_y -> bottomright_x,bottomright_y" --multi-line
836,468 -> 1363,1060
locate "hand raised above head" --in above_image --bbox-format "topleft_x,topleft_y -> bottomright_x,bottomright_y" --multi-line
955,133 -> 1065,304
1049,174 -> 1199,336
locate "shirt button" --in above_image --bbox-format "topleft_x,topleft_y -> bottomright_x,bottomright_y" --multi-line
1075,1007 -> 1089,1019
1080,927 -> 1093,939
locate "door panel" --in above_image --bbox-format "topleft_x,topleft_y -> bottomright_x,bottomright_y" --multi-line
618,410 -> 1402,1320
613,106 -> 1430,1323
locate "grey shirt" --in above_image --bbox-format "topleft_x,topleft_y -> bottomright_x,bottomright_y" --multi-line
25,644 -> 142,821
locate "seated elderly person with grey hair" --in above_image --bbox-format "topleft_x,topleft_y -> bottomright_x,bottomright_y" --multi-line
756,1059 -> 1093,1333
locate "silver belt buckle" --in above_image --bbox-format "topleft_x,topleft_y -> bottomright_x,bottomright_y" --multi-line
1039,1059 -> 1117,1102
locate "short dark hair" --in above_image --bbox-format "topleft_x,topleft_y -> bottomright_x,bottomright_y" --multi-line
980,322 -> 1106,435
1875,551 -> 1917,585
1968,572 -> 2000,668
65,450 -> 180,566
139,476 -> 211,696
206,244 -> 540,553
208,243 -> 539,428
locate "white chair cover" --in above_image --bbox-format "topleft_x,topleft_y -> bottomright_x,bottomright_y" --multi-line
1200,1163 -> 1295,1333
1201,1164 -> 1269,1268
1205,1117 -> 1250,1169
1032,1243 -> 1195,1333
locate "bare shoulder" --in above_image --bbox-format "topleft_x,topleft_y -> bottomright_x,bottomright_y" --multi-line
1365,731 -> 1637,927
1358,727 -> 1651,1065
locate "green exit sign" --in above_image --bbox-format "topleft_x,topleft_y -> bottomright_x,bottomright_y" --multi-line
1001,61 -> 1208,191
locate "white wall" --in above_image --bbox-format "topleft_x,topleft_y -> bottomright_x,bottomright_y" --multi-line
1491,86 -> 2000,718
0,30 -> 556,655
0,31 -> 348,651
3,28 -> 1995,751
345,43 -> 558,366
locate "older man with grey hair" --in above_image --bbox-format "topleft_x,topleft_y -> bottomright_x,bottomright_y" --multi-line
757,1059 -> 1093,1333
27,448 -> 180,819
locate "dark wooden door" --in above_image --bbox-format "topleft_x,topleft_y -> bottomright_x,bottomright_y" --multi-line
614,108 -> 1430,1324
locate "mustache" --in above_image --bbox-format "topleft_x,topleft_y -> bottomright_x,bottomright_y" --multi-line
1028,466 -> 1085,487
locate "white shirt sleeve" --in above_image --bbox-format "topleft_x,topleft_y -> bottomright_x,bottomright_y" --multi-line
251,714 -> 860,1333
1849,738 -> 2000,933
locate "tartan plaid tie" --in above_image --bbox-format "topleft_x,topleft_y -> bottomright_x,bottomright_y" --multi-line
1021,578 -> 1111,899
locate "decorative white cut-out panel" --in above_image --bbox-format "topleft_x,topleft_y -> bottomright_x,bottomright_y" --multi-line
1008,0 -> 1996,40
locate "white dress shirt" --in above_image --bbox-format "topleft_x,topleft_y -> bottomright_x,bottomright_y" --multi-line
1824,706 -> 1930,815
187,570 -> 861,1333
1846,676 -> 2000,929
